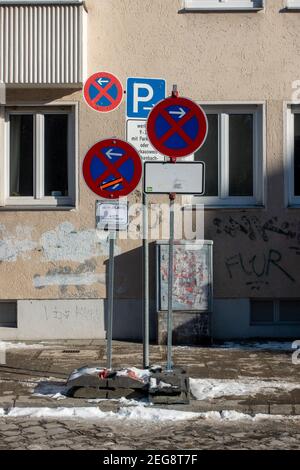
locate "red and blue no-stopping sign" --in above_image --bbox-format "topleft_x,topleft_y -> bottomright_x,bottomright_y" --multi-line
83,139 -> 142,199
83,72 -> 123,113
147,96 -> 208,158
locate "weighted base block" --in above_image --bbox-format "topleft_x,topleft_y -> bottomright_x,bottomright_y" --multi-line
66,365 -> 190,404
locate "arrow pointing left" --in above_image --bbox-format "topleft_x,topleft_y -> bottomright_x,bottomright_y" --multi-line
106,149 -> 123,160
97,78 -> 110,86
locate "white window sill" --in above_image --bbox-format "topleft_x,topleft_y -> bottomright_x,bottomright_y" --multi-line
0,205 -> 76,211
183,204 -> 265,210
2,197 -> 75,210
181,4 -> 264,12
181,8 -> 263,11
0,1 -> 83,5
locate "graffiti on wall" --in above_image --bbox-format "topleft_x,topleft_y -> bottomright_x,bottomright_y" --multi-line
213,216 -> 300,244
225,249 -> 296,291
213,215 -> 300,290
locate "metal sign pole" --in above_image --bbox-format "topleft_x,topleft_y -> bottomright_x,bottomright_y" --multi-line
143,191 -> 150,369
166,85 -> 178,372
167,192 -> 176,371
107,231 -> 115,370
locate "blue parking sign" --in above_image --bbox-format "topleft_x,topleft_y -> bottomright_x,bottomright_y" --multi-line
126,78 -> 166,119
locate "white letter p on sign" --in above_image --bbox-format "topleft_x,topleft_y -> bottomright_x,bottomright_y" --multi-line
133,83 -> 154,113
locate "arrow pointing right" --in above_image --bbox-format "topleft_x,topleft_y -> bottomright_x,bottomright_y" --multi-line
169,107 -> 186,119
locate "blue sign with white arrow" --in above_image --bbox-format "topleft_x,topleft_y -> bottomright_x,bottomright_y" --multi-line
126,77 -> 166,119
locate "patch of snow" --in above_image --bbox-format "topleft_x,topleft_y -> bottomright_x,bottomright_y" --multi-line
220,410 -> 253,421
1,406 -> 300,423
158,381 -> 173,389
0,405 -> 198,422
150,378 -> 157,389
117,406 -> 199,422
86,397 -> 150,406
118,397 -> 150,407
213,341 -> 293,351
0,341 -> 45,350
190,378 -> 300,401
4,407 -> 113,420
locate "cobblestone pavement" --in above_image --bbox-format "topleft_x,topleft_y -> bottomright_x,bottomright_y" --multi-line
1,340 -> 300,450
0,415 -> 300,450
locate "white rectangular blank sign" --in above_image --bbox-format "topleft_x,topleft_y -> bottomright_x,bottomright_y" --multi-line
144,162 -> 205,194
96,201 -> 128,231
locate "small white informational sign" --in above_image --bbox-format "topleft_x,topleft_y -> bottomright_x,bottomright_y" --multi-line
144,162 -> 205,195
96,201 -> 128,231
126,120 -> 165,162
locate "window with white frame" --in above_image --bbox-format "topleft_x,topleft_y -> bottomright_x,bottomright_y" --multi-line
286,105 -> 300,206
192,105 -> 264,206
4,106 -> 75,207
286,1 -> 300,9
183,0 -> 264,11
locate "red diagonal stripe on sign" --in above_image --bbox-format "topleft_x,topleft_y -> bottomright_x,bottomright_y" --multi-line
92,152 -> 131,189
91,80 -> 119,106
158,108 -> 195,146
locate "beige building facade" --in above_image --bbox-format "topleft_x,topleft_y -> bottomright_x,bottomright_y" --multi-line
0,0 -> 300,341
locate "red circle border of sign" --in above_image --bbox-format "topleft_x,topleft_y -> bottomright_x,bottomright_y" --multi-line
83,72 -> 123,113
82,138 -> 142,199
146,96 -> 208,158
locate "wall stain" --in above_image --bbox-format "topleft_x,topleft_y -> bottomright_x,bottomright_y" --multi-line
34,260 -> 105,293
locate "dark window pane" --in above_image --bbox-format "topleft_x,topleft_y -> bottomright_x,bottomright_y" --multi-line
279,301 -> 300,323
0,302 -> 17,328
229,114 -> 253,196
250,300 -> 274,324
10,115 -> 33,196
195,114 -> 218,196
44,114 -> 68,197
294,114 -> 300,196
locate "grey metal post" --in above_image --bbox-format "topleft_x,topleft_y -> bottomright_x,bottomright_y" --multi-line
143,191 -> 150,369
167,193 -> 175,371
107,232 -> 115,370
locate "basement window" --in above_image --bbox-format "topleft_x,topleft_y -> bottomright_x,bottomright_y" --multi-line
182,0 -> 264,11
0,302 -> 17,328
250,300 -> 300,325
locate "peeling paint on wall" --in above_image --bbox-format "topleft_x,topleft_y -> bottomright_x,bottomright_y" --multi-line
0,222 -> 121,264
0,225 -> 37,262
33,272 -> 106,288
40,222 -> 112,262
